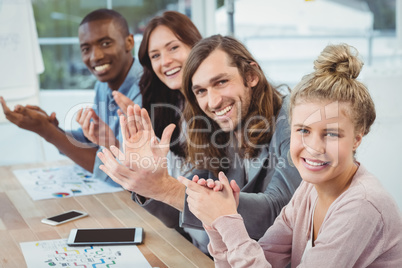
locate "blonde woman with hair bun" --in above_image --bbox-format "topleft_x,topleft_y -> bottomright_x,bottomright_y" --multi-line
180,43 -> 402,267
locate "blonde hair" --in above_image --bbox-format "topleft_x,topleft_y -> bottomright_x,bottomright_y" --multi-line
290,43 -> 376,136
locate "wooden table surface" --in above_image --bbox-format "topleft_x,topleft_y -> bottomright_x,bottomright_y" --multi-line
0,161 -> 214,268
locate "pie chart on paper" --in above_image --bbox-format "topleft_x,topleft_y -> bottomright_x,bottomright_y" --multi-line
52,192 -> 70,198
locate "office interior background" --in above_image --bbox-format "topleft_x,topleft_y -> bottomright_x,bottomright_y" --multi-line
1,0 -> 401,210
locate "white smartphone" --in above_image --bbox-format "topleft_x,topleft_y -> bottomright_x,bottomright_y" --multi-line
67,227 -> 144,246
41,210 -> 88,226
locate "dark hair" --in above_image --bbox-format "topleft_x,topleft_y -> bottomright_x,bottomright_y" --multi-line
80,9 -> 130,37
182,35 -> 283,175
138,11 -> 202,157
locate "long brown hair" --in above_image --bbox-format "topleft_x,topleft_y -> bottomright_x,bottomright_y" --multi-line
138,11 -> 202,157
181,35 -> 283,175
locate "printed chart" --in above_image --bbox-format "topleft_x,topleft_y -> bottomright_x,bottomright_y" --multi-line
20,239 -> 152,268
13,165 -> 123,200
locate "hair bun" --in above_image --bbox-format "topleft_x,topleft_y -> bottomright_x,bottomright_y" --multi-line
314,43 -> 363,79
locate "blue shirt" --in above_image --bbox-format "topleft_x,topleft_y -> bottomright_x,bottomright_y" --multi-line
69,57 -> 143,186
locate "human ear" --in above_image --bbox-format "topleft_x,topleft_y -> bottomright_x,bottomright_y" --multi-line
125,34 -> 134,52
353,133 -> 363,151
246,62 -> 259,88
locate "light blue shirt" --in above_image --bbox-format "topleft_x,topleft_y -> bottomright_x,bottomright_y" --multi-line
69,58 -> 143,186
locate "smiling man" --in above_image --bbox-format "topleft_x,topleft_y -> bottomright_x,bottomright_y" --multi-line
0,9 -> 142,185
189,48 -> 253,132
97,35 -> 302,253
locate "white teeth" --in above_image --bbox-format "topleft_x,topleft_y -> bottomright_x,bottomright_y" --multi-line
305,159 -> 328,166
94,64 -> 110,72
165,67 -> 181,76
215,105 -> 233,116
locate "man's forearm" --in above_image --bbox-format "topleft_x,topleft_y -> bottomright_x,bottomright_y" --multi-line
43,125 -> 97,172
158,175 -> 186,212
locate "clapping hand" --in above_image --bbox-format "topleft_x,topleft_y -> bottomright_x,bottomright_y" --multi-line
1,96 -> 58,138
178,172 -> 241,227
97,104 -> 176,200
76,107 -> 117,148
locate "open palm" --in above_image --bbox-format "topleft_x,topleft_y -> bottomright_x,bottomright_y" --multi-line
114,104 -> 175,176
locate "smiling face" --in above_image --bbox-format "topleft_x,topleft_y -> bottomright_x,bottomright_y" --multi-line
191,49 -> 257,132
290,100 -> 363,188
78,19 -> 134,91
148,25 -> 192,90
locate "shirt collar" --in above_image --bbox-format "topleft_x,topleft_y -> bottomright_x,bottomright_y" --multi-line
117,57 -> 142,96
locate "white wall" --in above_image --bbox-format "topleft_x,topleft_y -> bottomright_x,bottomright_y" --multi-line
358,68 -> 402,211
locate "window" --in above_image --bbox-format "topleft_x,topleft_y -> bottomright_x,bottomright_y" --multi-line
33,0 -> 398,90
215,0 -> 398,89
32,0 -> 186,90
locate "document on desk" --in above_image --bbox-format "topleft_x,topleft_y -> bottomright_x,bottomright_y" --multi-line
20,239 -> 152,268
13,164 -> 123,200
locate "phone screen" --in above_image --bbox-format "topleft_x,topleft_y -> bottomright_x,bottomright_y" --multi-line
47,211 -> 84,223
74,228 -> 136,243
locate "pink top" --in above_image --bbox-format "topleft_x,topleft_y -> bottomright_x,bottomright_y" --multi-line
206,165 -> 402,268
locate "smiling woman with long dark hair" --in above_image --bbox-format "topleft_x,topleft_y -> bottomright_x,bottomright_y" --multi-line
138,11 -> 202,157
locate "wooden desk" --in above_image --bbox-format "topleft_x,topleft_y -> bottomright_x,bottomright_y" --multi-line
0,161 -> 214,268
